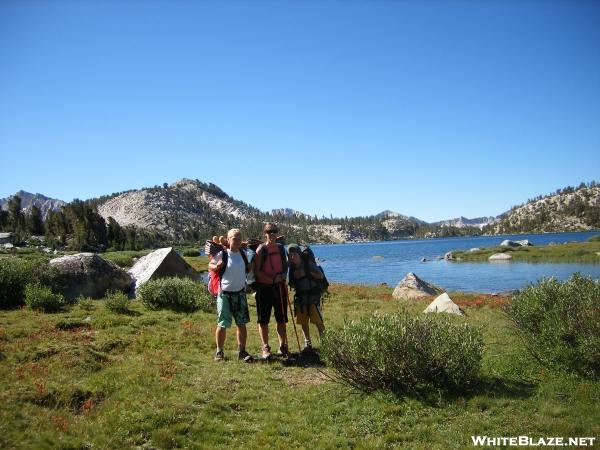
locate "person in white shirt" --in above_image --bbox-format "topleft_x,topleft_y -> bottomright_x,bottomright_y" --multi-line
208,228 -> 253,362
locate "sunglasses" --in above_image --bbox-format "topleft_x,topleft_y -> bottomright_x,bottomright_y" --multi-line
265,230 -> 278,234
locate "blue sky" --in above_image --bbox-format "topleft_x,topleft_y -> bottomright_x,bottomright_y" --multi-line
1,0 -> 599,222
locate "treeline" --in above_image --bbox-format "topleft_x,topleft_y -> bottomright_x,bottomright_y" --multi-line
0,195 -> 168,251
482,181 -> 600,234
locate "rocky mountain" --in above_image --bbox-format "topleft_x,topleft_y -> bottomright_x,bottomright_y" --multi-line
96,178 -> 261,237
270,208 -> 311,219
485,183 -> 600,234
0,190 -> 66,219
433,216 -> 500,230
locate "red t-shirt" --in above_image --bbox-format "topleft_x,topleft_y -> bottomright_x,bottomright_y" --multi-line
256,243 -> 284,285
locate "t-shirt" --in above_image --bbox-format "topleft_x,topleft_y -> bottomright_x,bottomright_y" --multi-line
212,249 -> 246,292
256,243 -> 284,285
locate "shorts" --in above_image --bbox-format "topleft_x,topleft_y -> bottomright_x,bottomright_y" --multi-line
255,284 -> 288,325
295,304 -> 324,327
217,290 -> 250,329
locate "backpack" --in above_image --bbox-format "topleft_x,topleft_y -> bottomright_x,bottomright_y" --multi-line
207,249 -> 249,297
257,243 -> 287,272
289,246 -> 329,294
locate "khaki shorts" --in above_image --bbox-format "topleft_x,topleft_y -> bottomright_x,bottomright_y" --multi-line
295,304 -> 324,327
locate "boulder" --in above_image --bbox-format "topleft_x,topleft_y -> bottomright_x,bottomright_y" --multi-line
49,253 -> 133,301
423,293 -> 464,316
444,252 -> 454,261
0,232 -> 15,245
469,248 -> 481,252
392,272 -> 444,300
515,239 -> 532,246
501,239 -> 532,247
128,247 -> 198,291
489,253 -> 512,261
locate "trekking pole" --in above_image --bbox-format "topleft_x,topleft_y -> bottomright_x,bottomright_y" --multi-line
279,282 -> 301,354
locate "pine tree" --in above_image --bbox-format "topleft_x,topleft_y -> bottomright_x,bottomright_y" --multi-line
26,205 -> 44,236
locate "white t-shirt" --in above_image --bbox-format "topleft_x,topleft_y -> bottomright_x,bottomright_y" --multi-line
212,249 -> 246,292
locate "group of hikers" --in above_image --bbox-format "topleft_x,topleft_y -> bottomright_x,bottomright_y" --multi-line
206,223 -> 327,362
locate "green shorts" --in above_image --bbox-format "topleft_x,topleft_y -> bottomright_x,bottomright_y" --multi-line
217,290 -> 250,329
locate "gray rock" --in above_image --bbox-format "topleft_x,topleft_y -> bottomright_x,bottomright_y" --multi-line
0,232 -> 14,245
501,239 -> 532,247
423,293 -> 464,316
1,243 -> 14,249
371,255 -> 384,261
515,239 -> 532,246
50,253 -> 133,301
489,253 -> 513,261
421,257 -> 427,262
392,272 -> 444,300
469,248 -> 481,252
128,247 -> 198,292
444,252 -> 454,260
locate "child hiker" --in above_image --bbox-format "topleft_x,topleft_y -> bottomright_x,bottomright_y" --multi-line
287,244 -> 325,352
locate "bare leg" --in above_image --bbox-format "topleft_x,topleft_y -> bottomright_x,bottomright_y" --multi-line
276,322 -> 288,347
236,325 -> 247,350
216,326 -> 226,350
258,323 -> 269,347
301,323 -> 311,343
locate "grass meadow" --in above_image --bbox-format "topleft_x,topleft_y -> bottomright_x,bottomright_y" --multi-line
0,284 -> 598,449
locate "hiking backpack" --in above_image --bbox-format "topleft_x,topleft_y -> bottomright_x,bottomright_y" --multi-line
207,249 -> 249,297
289,246 -> 329,294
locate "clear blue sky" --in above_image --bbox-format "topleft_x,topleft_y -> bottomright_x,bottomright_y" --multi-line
1,0 -> 599,222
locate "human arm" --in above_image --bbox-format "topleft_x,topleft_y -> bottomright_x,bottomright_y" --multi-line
208,251 -> 224,271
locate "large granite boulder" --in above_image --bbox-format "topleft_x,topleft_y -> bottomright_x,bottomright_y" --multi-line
49,253 -> 133,301
500,239 -> 532,247
423,293 -> 464,316
489,253 -> 513,261
128,247 -> 198,291
392,272 -> 444,300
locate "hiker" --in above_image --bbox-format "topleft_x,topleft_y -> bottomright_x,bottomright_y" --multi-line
253,223 -> 290,359
287,244 -> 325,352
208,228 -> 253,362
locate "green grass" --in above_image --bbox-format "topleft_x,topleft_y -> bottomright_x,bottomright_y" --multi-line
451,240 -> 600,263
0,284 -> 598,449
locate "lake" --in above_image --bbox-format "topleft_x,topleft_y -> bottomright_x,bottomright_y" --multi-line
311,231 -> 600,293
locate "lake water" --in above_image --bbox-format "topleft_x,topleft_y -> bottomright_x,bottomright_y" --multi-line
311,231 -> 600,293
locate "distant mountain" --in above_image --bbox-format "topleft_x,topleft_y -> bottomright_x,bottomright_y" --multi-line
271,208 -> 311,219
432,216 -> 500,230
485,183 -> 600,233
0,190 -> 66,219
5,180 -> 597,244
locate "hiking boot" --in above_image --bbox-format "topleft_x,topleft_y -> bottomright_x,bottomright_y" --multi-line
261,345 -> 273,360
214,350 -> 224,361
238,350 -> 254,363
279,344 -> 292,359
301,343 -> 314,354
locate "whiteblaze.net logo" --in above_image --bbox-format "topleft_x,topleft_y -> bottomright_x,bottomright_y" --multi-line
471,436 -> 596,447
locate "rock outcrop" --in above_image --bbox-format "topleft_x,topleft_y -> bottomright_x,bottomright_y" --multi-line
128,247 -> 198,291
392,272 -> 444,300
423,293 -> 464,316
501,239 -> 532,247
489,253 -> 513,261
49,253 -> 133,300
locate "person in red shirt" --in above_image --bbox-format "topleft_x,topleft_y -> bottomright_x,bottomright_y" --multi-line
253,223 -> 290,359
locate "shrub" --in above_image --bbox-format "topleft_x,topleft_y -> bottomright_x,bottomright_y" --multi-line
105,290 -> 131,313
24,283 -> 65,312
0,258 -> 60,309
181,248 -> 200,257
137,277 -> 212,313
506,273 -> 600,378
321,312 -> 484,394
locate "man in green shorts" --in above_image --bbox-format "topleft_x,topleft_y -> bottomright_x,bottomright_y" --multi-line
208,228 -> 253,362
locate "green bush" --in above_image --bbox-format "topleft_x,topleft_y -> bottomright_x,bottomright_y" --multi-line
24,283 -> 65,312
180,248 -> 200,257
105,290 -> 131,313
0,258 -> 60,309
321,313 -> 484,394
506,273 -> 600,378
137,277 -> 212,313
